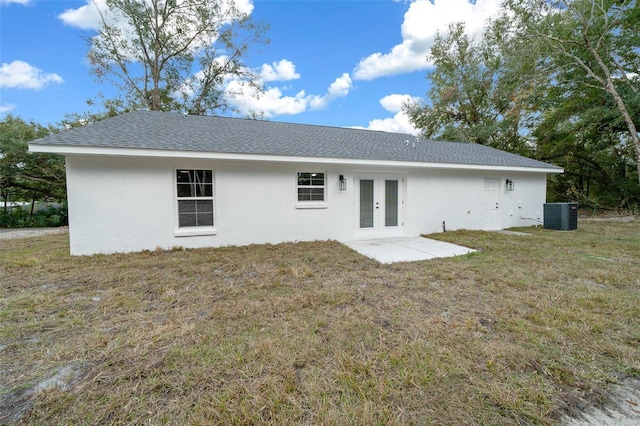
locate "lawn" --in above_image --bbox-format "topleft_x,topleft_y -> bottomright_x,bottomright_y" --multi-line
1,221 -> 639,425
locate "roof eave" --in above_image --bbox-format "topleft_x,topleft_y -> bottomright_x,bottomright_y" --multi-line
29,143 -> 564,174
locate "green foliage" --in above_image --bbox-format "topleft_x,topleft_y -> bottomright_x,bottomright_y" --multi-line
0,115 -> 66,210
405,21 -> 537,155
535,81 -> 640,207
0,204 -> 68,228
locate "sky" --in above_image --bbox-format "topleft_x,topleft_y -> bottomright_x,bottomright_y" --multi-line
0,0 -> 503,134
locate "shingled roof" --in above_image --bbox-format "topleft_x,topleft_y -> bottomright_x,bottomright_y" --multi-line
31,110 -> 561,171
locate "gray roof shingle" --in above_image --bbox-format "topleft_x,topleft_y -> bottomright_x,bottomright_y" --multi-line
31,110 -> 561,171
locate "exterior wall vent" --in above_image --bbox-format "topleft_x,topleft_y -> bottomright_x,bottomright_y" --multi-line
543,203 -> 578,231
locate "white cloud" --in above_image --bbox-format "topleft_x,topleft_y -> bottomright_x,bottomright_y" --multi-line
0,0 -> 30,5
227,72 -> 353,118
0,60 -> 63,90
228,83 -> 310,116
353,0 -> 502,80
361,114 -> 417,134
355,94 -> 420,134
0,104 -> 16,113
232,0 -> 254,16
260,60 -> 300,82
58,0 -> 104,30
379,93 -> 420,114
308,73 -> 352,110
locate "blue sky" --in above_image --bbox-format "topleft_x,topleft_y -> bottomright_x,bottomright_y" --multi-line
0,0 -> 502,133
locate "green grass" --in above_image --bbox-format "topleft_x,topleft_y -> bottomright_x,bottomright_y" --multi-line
1,221 -> 639,424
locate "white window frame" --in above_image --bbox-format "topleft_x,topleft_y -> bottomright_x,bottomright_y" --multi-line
174,169 -> 216,237
295,171 -> 328,209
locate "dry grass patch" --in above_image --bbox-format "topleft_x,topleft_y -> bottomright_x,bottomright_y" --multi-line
1,221 -> 639,424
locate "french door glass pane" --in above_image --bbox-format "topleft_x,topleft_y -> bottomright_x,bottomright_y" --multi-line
385,180 -> 398,227
359,179 -> 374,228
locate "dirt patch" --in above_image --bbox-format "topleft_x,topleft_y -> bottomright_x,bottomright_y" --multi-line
0,361 -> 91,424
561,379 -> 640,425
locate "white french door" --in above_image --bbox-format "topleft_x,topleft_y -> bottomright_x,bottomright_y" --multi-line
355,175 -> 403,236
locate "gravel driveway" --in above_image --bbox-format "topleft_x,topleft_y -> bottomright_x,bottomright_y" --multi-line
0,227 -> 68,240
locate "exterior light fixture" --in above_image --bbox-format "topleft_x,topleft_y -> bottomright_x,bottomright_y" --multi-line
506,179 -> 515,191
339,174 -> 347,191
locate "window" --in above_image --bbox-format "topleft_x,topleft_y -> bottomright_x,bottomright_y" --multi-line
297,172 -> 325,202
176,169 -> 214,228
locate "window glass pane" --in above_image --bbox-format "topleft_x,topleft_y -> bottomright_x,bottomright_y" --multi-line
179,213 -> 197,227
200,170 -> 213,183
311,173 -> 325,186
298,188 -> 310,201
360,179 -> 374,228
197,212 -> 214,226
177,183 -> 193,197
297,172 -> 311,186
196,200 -> 213,213
385,180 -> 398,227
201,184 -> 213,197
188,183 -> 211,197
177,170 -> 192,184
310,188 -> 324,200
178,200 -> 196,213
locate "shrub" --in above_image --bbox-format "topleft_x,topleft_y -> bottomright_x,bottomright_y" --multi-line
0,203 -> 67,228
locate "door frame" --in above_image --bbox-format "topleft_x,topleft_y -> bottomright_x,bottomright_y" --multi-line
354,173 -> 405,237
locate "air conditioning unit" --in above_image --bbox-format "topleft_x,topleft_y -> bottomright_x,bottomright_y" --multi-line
543,203 -> 578,230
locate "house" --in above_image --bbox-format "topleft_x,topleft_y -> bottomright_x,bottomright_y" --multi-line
29,111 -> 563,256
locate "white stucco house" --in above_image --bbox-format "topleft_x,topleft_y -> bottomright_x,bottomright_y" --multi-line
29,111 -> 562,256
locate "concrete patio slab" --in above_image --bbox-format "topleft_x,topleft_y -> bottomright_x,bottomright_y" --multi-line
344,237 -> 475,264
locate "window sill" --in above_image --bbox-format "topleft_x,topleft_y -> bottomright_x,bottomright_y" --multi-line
174,227 -> 217,237
295,202 -> 328,209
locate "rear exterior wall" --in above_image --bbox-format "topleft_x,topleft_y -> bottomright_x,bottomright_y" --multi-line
65,155 -> 548,255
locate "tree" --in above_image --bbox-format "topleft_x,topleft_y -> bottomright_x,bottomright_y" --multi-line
88,0 -> 268,115
533,78 -> 640,207
0,116 -> 66,210
405,21 -> 536,155
503,0 -> 640,184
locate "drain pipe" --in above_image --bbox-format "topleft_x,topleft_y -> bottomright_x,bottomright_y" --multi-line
520,215 -> 543,224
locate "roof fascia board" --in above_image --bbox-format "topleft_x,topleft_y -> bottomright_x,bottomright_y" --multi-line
29,143 -> 563,174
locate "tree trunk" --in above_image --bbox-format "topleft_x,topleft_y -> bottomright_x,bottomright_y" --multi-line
608,83 -> 640,185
